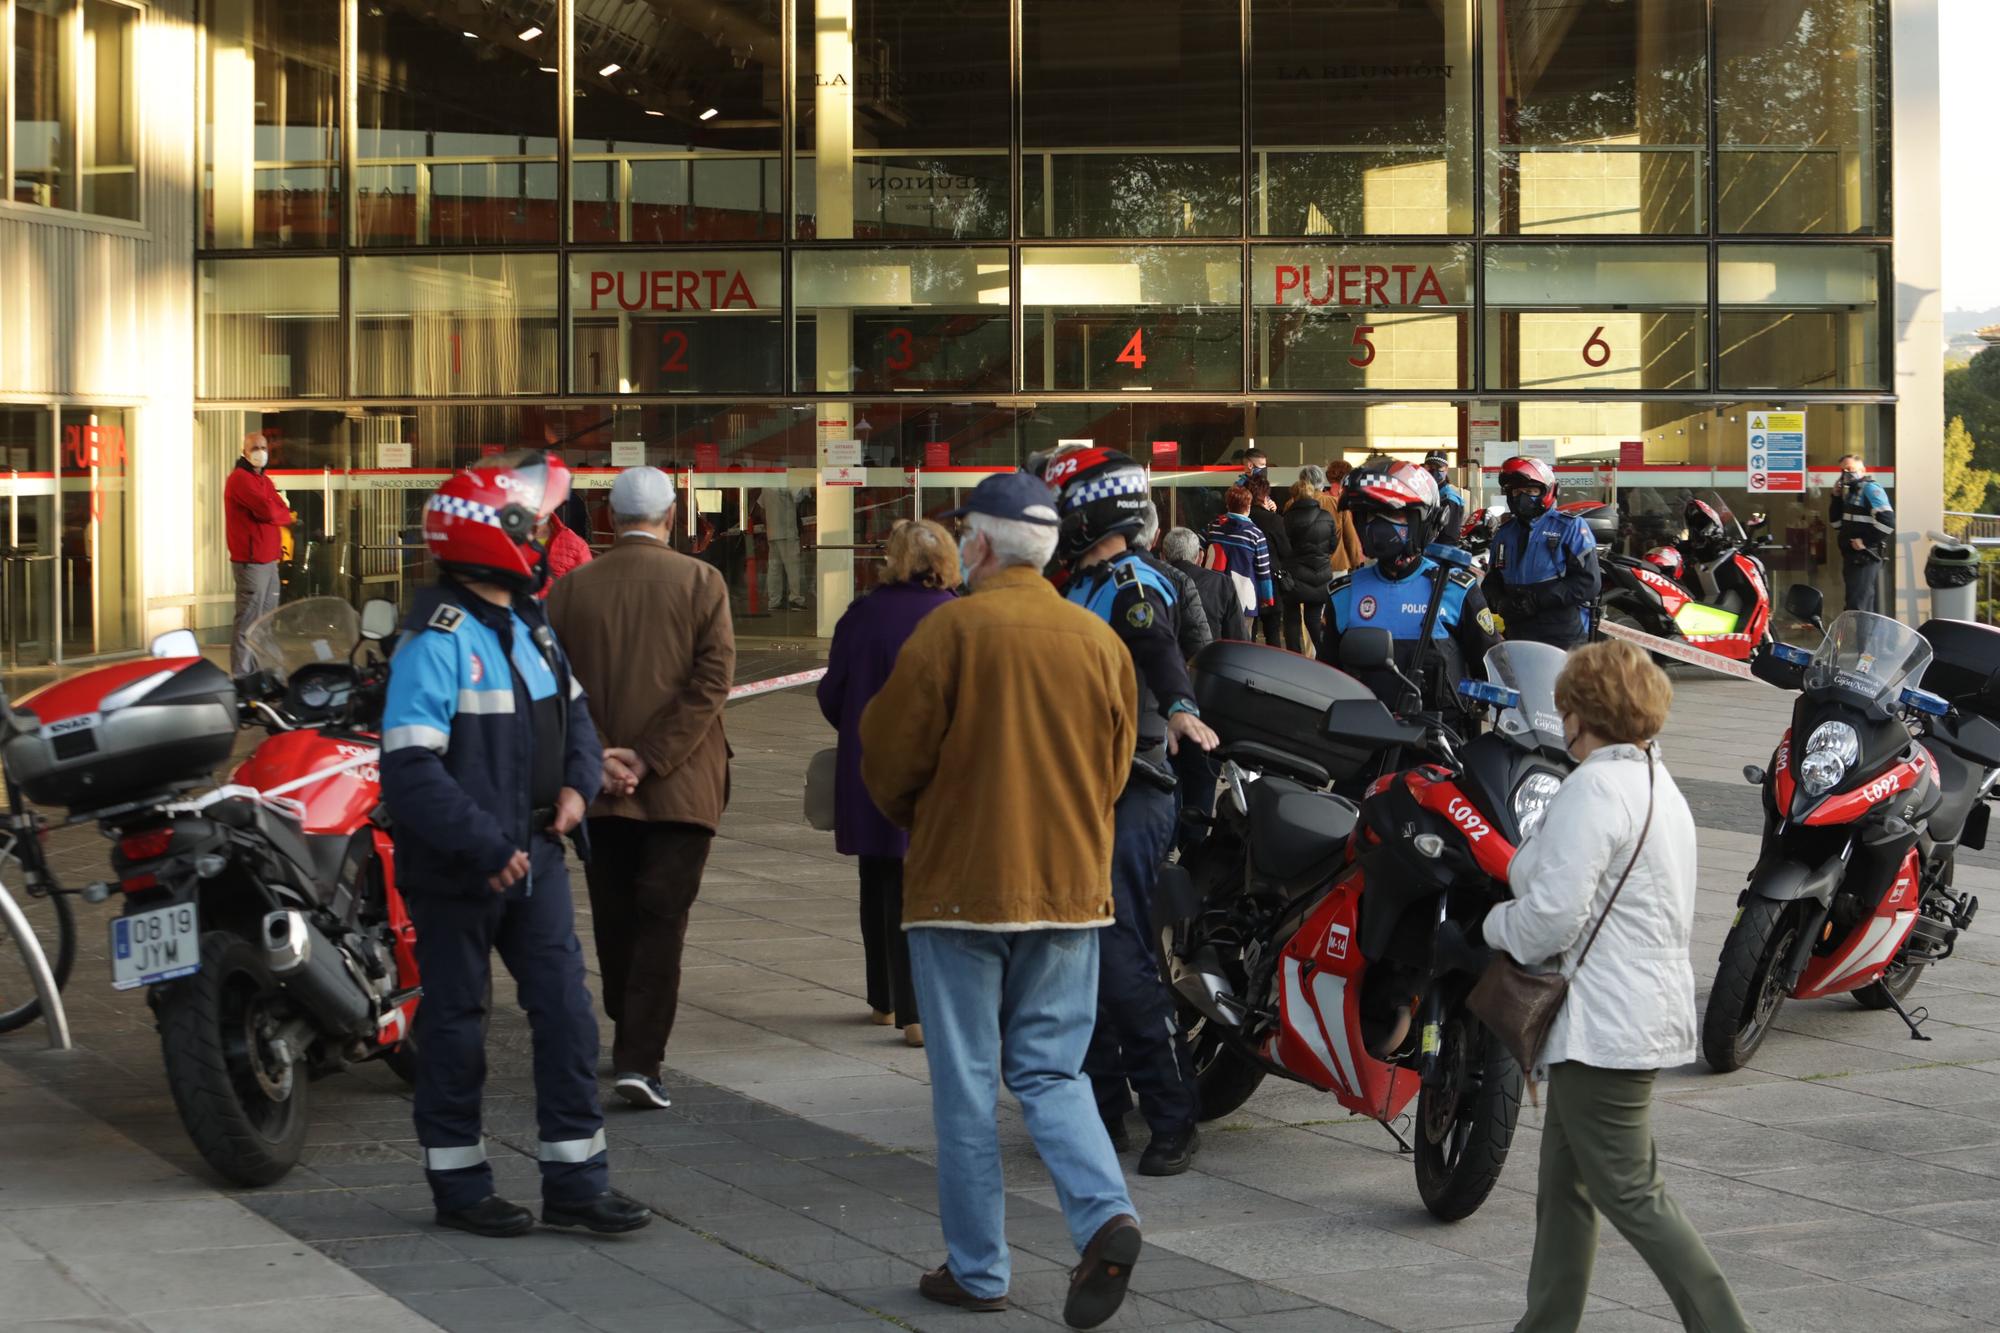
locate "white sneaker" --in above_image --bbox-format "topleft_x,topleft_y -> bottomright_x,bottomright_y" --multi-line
613,1073 -> 672,1110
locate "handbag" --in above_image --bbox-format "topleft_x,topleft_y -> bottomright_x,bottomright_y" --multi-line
1467,750 -> 1656,1076
804,746 -> 839,832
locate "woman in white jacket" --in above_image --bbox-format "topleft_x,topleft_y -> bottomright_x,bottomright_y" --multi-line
1480,640 -> 1750,1333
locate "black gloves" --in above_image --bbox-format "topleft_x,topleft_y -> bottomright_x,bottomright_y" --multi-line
1434,918 -> 1495,976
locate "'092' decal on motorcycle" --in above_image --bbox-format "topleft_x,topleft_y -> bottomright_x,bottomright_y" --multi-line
1446,796 -> 1491,841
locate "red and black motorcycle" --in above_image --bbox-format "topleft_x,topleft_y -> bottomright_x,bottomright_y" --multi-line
1702,589 -> 1997,1071
1164,621 -> 1573,1221
1,597 -> 420,1184
1599,492 -> 1774,662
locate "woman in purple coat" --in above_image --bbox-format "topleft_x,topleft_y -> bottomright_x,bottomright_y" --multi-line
816,519 -> 960,1047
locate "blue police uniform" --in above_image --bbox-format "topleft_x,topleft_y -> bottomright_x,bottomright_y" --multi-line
1065,552 -> 1200,1139
1830,473 -> 1894,615
1435,481 -> 1468,547
1320,553 -> 1501,717
381,584 -> 607,1213
1483,507 -> 1599,648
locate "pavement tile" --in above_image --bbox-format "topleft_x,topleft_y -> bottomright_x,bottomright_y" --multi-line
1150,1215 -> 1469,1281
62,1243 -> 376,1315
1272,1260 -> 1610,1332
0,1261 -> 117,1322
704,1289 -> 878,1329
358,1261 -> 513,1297
133,1295 -> 444,1333
569,1304 -> 748,1333
1677,1280 -> 1987,1332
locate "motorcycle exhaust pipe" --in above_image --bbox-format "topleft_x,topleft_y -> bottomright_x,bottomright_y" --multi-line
264,911 -> 375,1039
1171,946 -> 1245,1029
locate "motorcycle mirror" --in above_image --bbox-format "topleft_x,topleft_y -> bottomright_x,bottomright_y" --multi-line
149,628 -> 201,659
1782,584 -> 1824,626
1337,626 -> 1396,673
359,599 -> 399,643
1742,764 -> 1767,785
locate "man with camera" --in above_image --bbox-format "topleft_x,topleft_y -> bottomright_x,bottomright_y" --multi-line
1830,454 -> 1895,616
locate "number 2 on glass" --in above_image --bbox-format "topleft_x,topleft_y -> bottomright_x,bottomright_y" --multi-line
885,327 -> 915,373
661,330 -> 690,374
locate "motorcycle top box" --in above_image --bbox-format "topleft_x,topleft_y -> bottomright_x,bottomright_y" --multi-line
1191,639 -> 1381,783
5,656 -> 238,812
1917,617 -> 2000,721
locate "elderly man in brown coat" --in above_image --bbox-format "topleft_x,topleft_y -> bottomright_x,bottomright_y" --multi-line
547,467 -> 734,1112
861,471 -> 1144,1331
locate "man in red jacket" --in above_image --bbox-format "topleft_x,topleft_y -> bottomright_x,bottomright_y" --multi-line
225,433 -> 293,676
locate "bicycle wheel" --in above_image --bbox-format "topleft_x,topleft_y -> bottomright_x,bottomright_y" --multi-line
0,883 -> 76,1034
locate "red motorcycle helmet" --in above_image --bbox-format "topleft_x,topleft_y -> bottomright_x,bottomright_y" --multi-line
1642,545 -> 1685,578
1341,460 -> 1440,577
1683,499 -> 1729,557
1497,456 -> 1558,514
423,449 -> 573,592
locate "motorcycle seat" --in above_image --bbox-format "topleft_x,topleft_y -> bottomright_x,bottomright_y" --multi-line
1924,743 -> 1990,848
1248,777 -> 1360,894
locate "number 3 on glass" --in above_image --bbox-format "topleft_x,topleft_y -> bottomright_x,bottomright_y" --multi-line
885,327 -> 915,373
1348,325 -> 1377,369
1116,329 -> 1147,371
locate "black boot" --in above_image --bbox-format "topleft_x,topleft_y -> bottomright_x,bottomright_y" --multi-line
436,1195 -> 535,1238
1101,1112 -> 1132,1153
542,1192 -> 652,1234
1138,1127 -> 1200,1177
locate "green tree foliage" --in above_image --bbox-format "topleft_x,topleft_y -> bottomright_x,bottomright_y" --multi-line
1945,417 -> 1999,516
1945,346 -> 2000,473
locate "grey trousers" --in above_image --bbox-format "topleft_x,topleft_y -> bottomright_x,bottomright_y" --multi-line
231,561 -> 280,677
1843,557 -> 1883,617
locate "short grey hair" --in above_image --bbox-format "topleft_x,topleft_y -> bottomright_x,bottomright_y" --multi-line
1137,500 -> 1161,549
1299,465 -> 1327,490
966,511 -> 1058,571
1160,527 -> 1202,564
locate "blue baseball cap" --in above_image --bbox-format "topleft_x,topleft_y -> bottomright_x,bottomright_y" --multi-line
941,472 -> 1061,527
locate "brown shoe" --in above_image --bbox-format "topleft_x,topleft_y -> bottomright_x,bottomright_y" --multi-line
918,1264 -> 1007,1312
1064,1215 -> 1142,1329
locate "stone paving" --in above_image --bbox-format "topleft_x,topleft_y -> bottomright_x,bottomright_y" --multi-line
4,659 -> 2000,1332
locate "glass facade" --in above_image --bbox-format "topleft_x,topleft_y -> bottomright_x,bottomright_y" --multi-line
6,0 -> 139,218
187,0 -> 1899,633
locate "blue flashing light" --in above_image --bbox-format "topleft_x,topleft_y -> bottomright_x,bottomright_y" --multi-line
1901,687 -> 1949,717
1771,643 -> 1813,666
1457,679 -> 1522,709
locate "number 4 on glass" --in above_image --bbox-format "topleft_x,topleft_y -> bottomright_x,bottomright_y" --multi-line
1116,330 -> 1147,370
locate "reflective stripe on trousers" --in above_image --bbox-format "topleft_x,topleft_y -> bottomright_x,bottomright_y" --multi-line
425,1141 -> 488,1171
538,1128 -> 608,1164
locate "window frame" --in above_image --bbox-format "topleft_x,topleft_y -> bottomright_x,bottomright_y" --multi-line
0,0 -> 146,230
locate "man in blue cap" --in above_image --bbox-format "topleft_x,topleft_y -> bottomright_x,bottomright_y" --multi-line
861,470 -> 1147,1329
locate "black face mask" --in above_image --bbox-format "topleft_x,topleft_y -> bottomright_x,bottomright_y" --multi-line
1505,490 -> 1545,524
1361,516 -> 1410,563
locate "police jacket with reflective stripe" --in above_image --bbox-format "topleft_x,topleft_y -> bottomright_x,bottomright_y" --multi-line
1067,551 -> 1194,758
380,583 -> 603,897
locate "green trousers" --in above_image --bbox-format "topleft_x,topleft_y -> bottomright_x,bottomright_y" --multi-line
1518,1063 -> 1752,1333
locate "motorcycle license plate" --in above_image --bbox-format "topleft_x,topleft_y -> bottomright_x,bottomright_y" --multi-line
109,902 -> 200,991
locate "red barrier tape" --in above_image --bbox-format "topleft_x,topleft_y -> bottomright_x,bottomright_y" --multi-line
1597,621 -> 1764,683
727,667 -> 828,701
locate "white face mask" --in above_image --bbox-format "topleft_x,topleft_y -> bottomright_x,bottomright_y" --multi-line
958,531 -> 984,580
248,449 -> 269,468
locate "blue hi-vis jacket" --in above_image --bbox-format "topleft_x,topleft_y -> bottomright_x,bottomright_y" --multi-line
1436,481 -> 1468,545
1320,554 -> 1501,715
380,584 -> 602,898
1483,507 -> 1599,645
1066,550 -> 1194,757
1830,475 -> 1895,560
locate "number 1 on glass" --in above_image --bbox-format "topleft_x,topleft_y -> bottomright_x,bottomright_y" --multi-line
1116,330 -> 1147,371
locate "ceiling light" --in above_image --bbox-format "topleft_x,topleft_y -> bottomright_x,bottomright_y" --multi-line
517,25 -> 542,39
462,30 -> 478,38
645,109 -> 665,116
699,107 -> 719,120
539,65 -> 557,72
598,62 -> 621,76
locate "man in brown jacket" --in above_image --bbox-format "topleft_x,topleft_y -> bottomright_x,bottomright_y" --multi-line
861,472 -> 1144,1331
546,467 -> 735,1112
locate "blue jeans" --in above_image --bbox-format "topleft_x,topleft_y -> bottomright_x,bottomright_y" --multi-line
906,926 -> 1137,1301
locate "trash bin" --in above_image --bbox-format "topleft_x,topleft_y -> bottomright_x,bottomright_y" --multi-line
1925,537 -> 1981,622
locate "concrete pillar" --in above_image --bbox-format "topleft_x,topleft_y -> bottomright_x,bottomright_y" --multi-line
207,0 -> 256,249
1891,0 -> 1944,621
813,0 -> 856,637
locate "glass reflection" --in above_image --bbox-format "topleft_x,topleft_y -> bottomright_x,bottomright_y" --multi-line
356,1 -> 559,245
1252,245 -> 1471,389
1022,247 -> 1243,391
573,0 -> 782,243
569,252 -> 784,394
1718,246 -> 1885,390
204,0 -> 340,248
200,258 -> 341,399
12,0 -> 71,208
1022,0 -> 1243,237
1484,244 -> 1708,390
351,254 -> 559,396
1484,0 -> 1708,235
79,0 -> 138,219
794,249 -> 1010,393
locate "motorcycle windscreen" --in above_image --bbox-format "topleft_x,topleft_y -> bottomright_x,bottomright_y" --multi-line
1674,601 -> 1741,637
1483,640 -> 1568,749
242,596 -> 362,683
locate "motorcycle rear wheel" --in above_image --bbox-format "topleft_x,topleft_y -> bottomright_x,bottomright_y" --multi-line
158,931 -> 309,1187
1701,897 -> 1798,1073
1413,1015 -> 1523,1223
1160,922 -> 1267,1121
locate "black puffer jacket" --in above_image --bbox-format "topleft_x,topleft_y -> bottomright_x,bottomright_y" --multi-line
1281,498 -> 1337,602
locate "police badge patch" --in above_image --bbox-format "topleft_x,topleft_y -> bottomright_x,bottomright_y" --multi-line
427,603 -> 464,633
1357,595 -> 1378,619
1126,602 -> 1154,629
1477,608 -> 1497,634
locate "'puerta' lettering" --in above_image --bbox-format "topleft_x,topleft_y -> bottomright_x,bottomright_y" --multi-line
1272,263 -> 1450,308
587,270 -> 758,312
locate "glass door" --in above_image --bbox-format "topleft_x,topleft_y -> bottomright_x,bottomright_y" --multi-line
57,407 -> 137,658
0,409 -> 59,668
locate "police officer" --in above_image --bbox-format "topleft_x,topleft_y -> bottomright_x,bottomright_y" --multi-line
1320,461 -> 1500,717
1830,453 -> 1895,615
381,450 -> 650,1239
1043,446 -> 1217,1177
1483,456 -> 1600,649
1423,452 -> 1468,547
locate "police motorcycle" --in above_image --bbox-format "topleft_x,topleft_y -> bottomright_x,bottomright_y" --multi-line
1701,589 -> 1998,1071
1599,492 -> 1775,663
0,597 -> 421,1185
1162,538 -> 1573,1221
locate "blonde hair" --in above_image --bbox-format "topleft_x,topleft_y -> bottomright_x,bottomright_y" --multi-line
884,518 -> 961,588
1289,478 -> 1316,506
1554,640 -> 1673,746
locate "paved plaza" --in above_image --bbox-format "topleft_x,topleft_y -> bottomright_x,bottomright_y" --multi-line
3,660 -> 2000,1333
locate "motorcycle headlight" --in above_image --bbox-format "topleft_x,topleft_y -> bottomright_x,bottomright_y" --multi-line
1511,771 -> 1564,840
1799,721 -> 1860,796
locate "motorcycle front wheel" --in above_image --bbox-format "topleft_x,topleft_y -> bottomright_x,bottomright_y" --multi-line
1701,897 -> 1799,1073
1413,1013 -> 1523,1223
157,930 -> 309,1186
